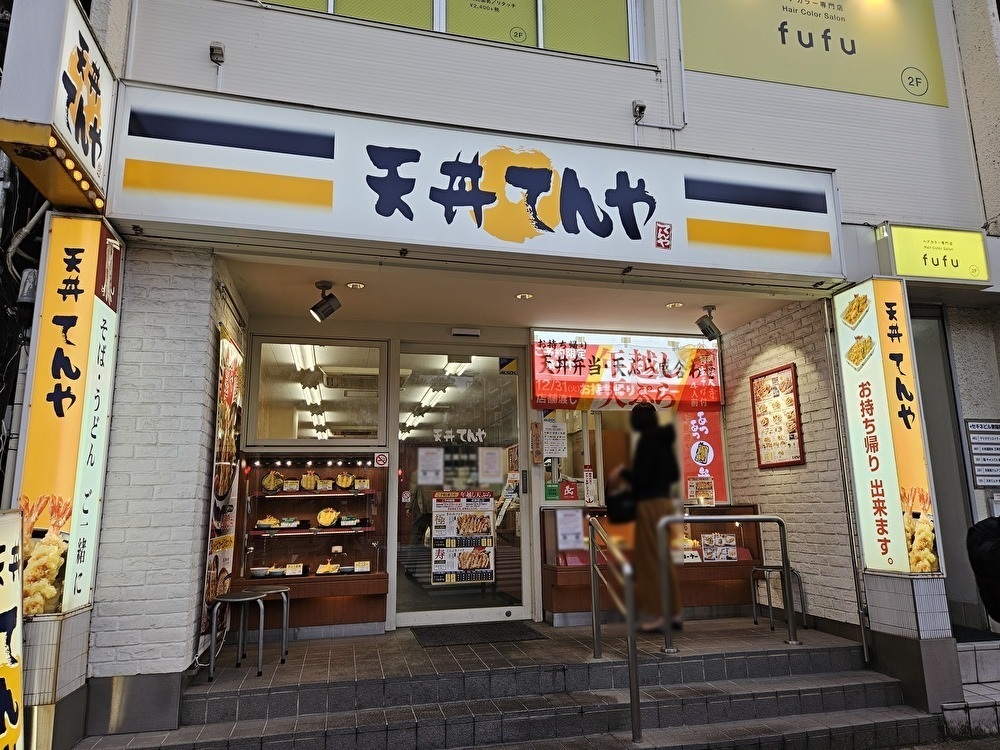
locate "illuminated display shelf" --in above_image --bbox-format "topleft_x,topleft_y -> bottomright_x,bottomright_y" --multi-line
235,454 -> 390,628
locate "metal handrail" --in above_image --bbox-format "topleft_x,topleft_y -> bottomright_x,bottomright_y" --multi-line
588,518 -> 642,743
656,513 -> 803,653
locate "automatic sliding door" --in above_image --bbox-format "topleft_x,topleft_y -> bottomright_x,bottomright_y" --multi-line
395,350 -> 524,624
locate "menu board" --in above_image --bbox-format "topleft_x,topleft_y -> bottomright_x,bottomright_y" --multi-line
431,491 -> 495,584
749,363 -> 805,468
965,420 -> 1000,489
701,532 -> 738,562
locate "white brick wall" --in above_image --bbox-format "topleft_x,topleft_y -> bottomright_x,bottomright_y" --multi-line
89,246 -> 235,677
723,300 -> 861,626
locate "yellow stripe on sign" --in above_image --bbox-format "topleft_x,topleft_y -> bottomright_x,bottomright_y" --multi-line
123,159 -> 334,208
687,218 -> 831,255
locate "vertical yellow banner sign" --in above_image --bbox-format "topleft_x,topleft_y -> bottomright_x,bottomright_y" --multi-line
0,511 -> 24,750
834,279 -> 938,574
17,215 -> 123,614
872,279 -> 937,573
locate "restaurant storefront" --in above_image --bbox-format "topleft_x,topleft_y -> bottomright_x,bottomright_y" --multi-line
3,1 -> 999,743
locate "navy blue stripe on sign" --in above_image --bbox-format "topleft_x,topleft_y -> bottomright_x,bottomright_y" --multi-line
128,111 -> 336,159
684,178 -> 827,214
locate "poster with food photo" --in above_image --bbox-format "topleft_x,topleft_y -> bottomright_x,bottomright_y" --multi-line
198,329 -> 243,655
431,491 -> 496,584
749,364 -> 805,469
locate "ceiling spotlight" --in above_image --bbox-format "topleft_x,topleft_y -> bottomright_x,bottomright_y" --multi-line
515,292 -> 533,300
309,280 -> 341,322
695,305 -> 722,341
664,301 -> 684,309
346,281 -> 365,290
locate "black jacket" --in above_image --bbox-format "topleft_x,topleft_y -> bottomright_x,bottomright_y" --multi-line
967,517 -> 1000,622
622,424 -> 679,501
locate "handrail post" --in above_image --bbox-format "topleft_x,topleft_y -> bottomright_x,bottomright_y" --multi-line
587,517 -> 642,742
655,513 -> 804,652
656,514 -> 680,653
589,523 -> 602,659
777,519 -> 801,645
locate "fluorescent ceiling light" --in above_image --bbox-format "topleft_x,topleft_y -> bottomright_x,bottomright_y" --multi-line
423,389 -> 446,408
302,384 -> 323,405
444,362 -> 470,376
290,344 -> 316,371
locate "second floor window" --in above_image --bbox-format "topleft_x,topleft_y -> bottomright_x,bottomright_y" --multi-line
270,0 -> 638,62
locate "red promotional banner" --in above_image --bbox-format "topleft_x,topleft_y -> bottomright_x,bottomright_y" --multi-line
531,331 -> 721,411
678,408 -> 728,504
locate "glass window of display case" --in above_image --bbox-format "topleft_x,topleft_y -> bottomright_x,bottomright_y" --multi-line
240,453 -> 388,580
248,337 -> 389,446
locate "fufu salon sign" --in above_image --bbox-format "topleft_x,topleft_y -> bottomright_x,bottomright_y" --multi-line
681,0 -> 947,107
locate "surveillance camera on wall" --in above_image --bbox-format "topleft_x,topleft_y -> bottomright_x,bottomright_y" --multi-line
696,305 -> 722,341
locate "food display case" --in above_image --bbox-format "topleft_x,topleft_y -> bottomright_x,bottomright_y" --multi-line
234,453 -> 389,628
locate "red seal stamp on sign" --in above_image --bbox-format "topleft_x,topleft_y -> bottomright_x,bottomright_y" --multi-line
654,222 -> 672,250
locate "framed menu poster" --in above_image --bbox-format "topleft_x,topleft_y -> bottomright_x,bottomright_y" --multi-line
750,364 -> 805,469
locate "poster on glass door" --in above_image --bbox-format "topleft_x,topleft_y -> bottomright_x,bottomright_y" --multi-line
431,491 -> 495,584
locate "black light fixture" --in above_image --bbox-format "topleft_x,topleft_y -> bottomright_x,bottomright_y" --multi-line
309,280 -> 341,322
695,305 -> 722,341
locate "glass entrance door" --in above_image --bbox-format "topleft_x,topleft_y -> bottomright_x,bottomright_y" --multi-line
394,348 -> 527,626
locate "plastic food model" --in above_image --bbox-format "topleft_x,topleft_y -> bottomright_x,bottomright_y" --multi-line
22,494 -> 72,615
902,486 -> 938,573
300,470 -> 318,491
257,515 -> 280,528
335,472 -> 355,489
317,559 -> 340,574
317,508 -> 340,527
261,471 -> 284,492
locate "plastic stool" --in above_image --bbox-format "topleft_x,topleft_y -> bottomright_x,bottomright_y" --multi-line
209,590 -> 265,680
243,584 -> 291,663
750,565 -> 808,630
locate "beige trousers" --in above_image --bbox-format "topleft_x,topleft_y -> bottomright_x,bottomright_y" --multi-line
633,498 -> 682,618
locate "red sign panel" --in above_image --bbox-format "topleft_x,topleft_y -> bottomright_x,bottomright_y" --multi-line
531,331 -> 721,411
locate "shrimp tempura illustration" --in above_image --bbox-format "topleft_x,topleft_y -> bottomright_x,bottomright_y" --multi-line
19,494 -> 50,559
23,495 -> 71,615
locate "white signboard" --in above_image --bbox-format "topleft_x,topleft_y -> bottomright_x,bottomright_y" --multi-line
555,508 -> 585,551
110,86 -> 844,286
417,446 -> 445,486
965,421 -> 1000,489
542,420 -> 568,458
478,447 -> 505,484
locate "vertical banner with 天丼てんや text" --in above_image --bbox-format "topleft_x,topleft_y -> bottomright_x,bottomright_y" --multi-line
0,511 -> 24,750
15,214 -> 123,616
834,279 -> 938,574
198,330 -> 243,656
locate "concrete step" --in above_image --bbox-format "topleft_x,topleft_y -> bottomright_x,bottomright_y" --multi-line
181,642 -> 868,725
475,706 -> 945,750
115,669 -> 907,749
85,705 -> 942,750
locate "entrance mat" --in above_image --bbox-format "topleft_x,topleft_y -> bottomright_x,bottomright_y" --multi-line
410,621 -> 548,648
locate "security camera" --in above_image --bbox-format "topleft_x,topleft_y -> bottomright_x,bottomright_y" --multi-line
632,99 -> 646,122
695,305 -> 722,341
209,42 -> 225,65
